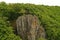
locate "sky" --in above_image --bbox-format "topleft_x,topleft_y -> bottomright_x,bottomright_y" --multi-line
0,0 -> 60,6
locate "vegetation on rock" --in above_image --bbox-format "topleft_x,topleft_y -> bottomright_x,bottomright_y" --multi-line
0,2 -> 60,40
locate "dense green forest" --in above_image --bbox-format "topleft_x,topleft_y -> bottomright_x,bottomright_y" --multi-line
0,2 -> 60,40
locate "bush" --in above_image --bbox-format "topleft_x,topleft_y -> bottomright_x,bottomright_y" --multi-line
0,17 -> 21,40
38,37 -> 47,40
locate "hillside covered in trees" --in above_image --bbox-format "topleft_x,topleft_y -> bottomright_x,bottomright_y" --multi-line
0,2 -> 60,40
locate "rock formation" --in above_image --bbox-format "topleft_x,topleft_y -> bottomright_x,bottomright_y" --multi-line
16,15 -> 45,40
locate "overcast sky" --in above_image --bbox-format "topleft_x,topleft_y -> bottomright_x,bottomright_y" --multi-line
0,0 -> 60,6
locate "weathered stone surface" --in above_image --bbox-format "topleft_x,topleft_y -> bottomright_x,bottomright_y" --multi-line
16,15 -> 45,40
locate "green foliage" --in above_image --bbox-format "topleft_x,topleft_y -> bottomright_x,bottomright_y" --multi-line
38,37 -> 47,40
0,17 -> 21,40
0,2 -> 60,40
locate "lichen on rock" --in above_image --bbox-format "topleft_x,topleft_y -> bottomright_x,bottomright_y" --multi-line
16,15 -> 45,40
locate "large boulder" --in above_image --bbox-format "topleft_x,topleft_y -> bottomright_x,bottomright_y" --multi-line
16,15 -> 45,40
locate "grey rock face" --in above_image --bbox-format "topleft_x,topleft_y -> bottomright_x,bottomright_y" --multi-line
16,15 -> 45,40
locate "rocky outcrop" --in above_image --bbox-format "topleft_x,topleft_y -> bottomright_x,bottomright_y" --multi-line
16,15 -> 45,40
